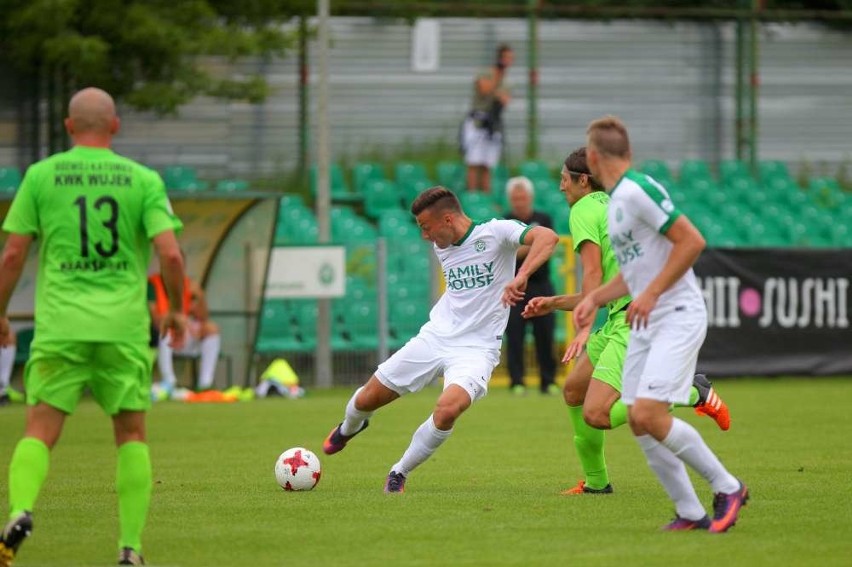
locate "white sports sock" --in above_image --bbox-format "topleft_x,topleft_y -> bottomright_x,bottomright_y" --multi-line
339,387 -> 373,436
637,434 -> 707,521
157,340 -> 177,387
0,345 -> 14,391
661,418 -> 740,494
197,334 -> 221,390
391,415 -> 453,477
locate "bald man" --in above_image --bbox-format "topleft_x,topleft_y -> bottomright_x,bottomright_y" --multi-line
0,87 -> 186,566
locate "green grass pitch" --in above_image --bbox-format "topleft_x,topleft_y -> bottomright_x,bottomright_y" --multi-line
1,377 -> 851,567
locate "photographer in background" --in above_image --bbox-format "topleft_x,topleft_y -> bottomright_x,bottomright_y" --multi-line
462,44 -> 514,193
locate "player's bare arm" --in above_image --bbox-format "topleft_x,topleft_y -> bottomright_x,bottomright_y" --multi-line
627,216 -> 705,329
574,272 -> 629,331
0,234 -> 33,342
502,225 -> 559,306
558,239 -> 608,357
153,230 -> 187,346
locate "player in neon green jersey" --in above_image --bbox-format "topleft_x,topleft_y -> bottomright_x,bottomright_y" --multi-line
0,88 -> 187,567
523,147 -> 730,496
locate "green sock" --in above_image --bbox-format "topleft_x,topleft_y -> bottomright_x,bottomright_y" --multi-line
567,405 -> 609,490
117,442 -> 152,553
674,386 -> 700,408
608,400 -> 628,429
8,437 -> 50,518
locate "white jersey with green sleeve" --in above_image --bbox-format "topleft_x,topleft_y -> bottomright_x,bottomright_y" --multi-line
607,169 -> 705,315
422,219 -> 530,348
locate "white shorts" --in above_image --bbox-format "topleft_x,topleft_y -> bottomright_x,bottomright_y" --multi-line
621,306 -> 707,406
462,118 -> 503,168
375,332 -> 500,403
161,319 -> 202,356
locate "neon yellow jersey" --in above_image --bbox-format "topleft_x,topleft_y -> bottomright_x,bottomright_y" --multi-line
2,145 -> 182,344
568,191 -> 631,316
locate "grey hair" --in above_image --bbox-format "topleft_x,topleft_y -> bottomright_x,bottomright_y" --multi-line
505,176 -> 534,198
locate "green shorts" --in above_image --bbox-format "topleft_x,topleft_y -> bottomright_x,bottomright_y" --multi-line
25,341 -> 153,415
585,311 -> 629,393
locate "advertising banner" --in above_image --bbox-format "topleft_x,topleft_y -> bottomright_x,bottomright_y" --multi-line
695,248 -> 851,376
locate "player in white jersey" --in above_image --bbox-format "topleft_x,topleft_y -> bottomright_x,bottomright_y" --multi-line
323,187 -> 559,492
573,116 -> 748,533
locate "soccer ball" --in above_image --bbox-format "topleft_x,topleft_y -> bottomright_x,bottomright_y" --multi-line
274,447 -> 322,491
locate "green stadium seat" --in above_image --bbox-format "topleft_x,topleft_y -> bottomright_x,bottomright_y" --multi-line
310,164 -> 360,203
215,179 -> 249,192
256,301 -> 303,352
532,179 -> 560,208
784,190 -> 809,209
459,192 -> 497,220
639,160 -> 674,186
679,160 -> 713,184
388,237 -> 428,254
378,210 -> 419,239
279,194 -> 306,209
352,162 -> 386,194
342,301 -> 379,350
400,178 -> 434,209
292,300 -> 318,350
163,166 -> 210,191
519,160 -> 552,180
344,277 -> 376,302
398,254 -> 431,279
364,179 -> 404,219
742,188 -> 769,211
758,160 -> 792,184
808,177 -> 844,208
436,161 -> 466,192
766,176 -> 799,195
552,205 -> 571,235
389,300 -> 430,348
395,162 -> 429,186
720,159 -> 753,183
808,176 -> 840,192
0,167 -> 22,192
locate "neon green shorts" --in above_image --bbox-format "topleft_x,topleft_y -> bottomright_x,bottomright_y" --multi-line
585,311 -> 629,393
25,341 -> 153,415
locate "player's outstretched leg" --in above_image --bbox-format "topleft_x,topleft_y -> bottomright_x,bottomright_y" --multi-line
692,374 -> 731,431
324,378 -> 398,455
385,385 -> 470,493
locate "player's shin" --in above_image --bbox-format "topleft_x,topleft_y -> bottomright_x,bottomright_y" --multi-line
340,387 -> 373,436
567,405 -> 609,490
8,438 -> 49,518
116,442 -> 151,554
636,434 -> 707,521
390,415 -> 451,476
660,418 -> 739,494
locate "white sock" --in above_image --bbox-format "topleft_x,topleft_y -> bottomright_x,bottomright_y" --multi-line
197,334 -> 221,390
339,387 -> 373,436
661,418 -> 740,494
0,345 -> 14,391
637,434 -> 707,521
157,340 -> 177,387
391,415 -> 453,477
